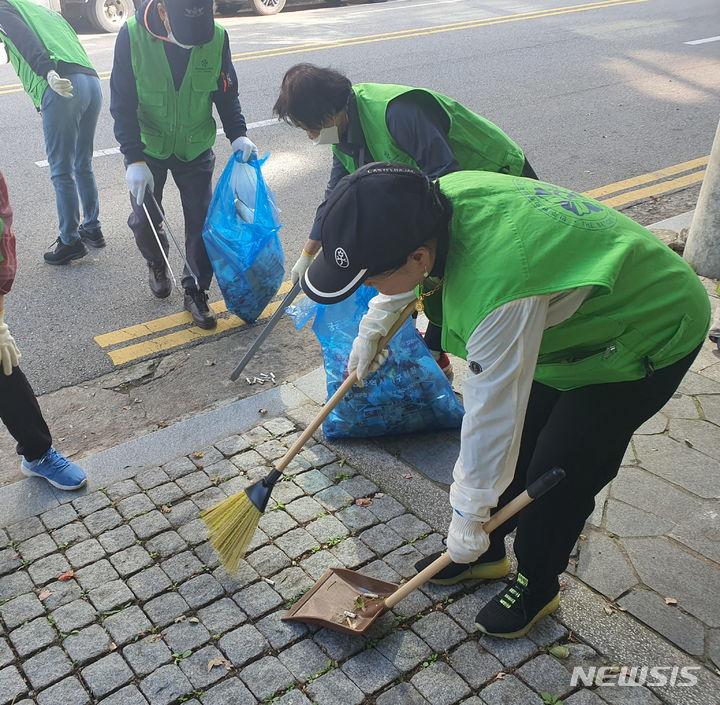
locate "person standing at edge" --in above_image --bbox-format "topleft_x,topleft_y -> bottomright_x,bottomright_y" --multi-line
300,162 -> 710,639
110,0 -> 256,329
0,171 -> 87,490
0,0 -> 103,264
273,63 -> 537,377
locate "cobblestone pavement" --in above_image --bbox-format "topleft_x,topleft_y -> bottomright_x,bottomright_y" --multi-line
1,407 -> 719,705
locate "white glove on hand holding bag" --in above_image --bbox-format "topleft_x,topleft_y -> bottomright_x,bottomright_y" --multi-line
126,162 -> 154,206
231,136 -> 258,163
46,70 -> 73,98
347,290 -> 416,384
0,312 -> 21,376
291,249 -> 314,284
446,511 -> 490,564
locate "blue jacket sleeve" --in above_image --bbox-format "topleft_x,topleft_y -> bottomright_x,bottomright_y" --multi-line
213,30 -> 247,144
109,24 -> 145,164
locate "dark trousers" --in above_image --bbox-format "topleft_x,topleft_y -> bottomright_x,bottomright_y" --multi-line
128,149 -> 215,291
0,367 -> 52,462
485,344 -> 701,589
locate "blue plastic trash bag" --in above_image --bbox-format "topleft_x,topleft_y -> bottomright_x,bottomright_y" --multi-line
202,154 -> 283,322
287,287 -> 465,439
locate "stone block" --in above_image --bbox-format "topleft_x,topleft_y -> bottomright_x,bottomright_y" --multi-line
213,434 -> 251,457
147,482 -> 186,507
337,476 -> 379,500
575,530 -> 638,600
368,495 -> 406,521
28,552 -> 71,585
204,460 -> 237,483
411,612 -> 467,651
52,599 -> 96,633
448,641 -> 503,689
97,525 -> 137,554
480,634 -> 538,668
335,504 -> 377,532
142,592 -> 191,628
342,648 -> 399,694
8,516 -> 45,542
278,640 -> 330,682
299,549 -> 344,580
233,581 -> 283,619
526,617 -> 568,648
255,610 -> 308,650
51,521 -> 91,549
359,559 -> 402,585
161,551 -> 203,583
190,487 -> 226,512
162,456 -> 196,480
88,579 -> 134,612
294,469 -> 333,495
130,511 -> 172,539
411,661 -> 471,705
330,536 -> 375,569
19,533 -> 57,562
272,567 -> 315,602
41,578 -> 82,610
9,617 -> 57,657
197,598 -> 246,636
72,492 -> 110,518
122,636 -> 172,677
390,588 -> 432,619
376,683 -> 431,705
230,449 -> 265,472
312,627 -> 364,662
217,624 -> 269,667
270,481 -> 306,506
139,663 -> 192,705
22,645 -> 72,690
604,499 -> 674,537
516,654 -> 574,698
383,544 -> 425,579
478,674 -> 543,705
145,530 -> 187,559
376,629 -> 432,672
314,486 -> 353,512
360,524 -> 404,555
176,472 -> 213,495
0,571 -> 32,600
273,528 -> 318,559
305,515 -> 349,544
285,496 -> 325,522
84,508 -> 123,536
1,592 -> 45,629
116,494 -> 155,520
97,684 -> 149,705
36,676 -> 89,705
178,574 -> 224,609
0,665 -> 28,705
0,639 -> 12,668
669,503 -> 720,564
178,644 -> 228,689
177,519 -> 209,547
106,479 -> 142,502
103,605 -> 152,646
135,467 -> 170,490
387,514 -> 432,541
263,417 -> 296,436
199,677 -> 256,705
212,562 -> 258,593
245,544 -> 292,576
190,446 -> 224,468
667,417 -> 720,463
162,620 -> 212,653
305,669 -> 365,705
75,559 -> 119,590
64,538 -> 105,569
63,623 -> 113,664
127,566 -> 172,601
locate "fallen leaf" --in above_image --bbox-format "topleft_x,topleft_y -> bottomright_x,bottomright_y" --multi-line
209,476 -> 220,485
160,505 -> 172,514
11,552 -> 20,559
188,617 -> 200,624
604,606 -> 614,615
58,570 -> 75,581
207,657 -> 232,672
579,534 -> 587,541
494,672 -> 506,680
617,606 -> 628,612
548,645 -> 570,659
77,407 -> 86,412
665,597 -> 678,606
174,615 -> 187,623
37,589 -> 52,601
149,634 -> 164,643
355,498 -> 373,507
259,409 -> 268,415
205,359 -> 216,366
109,642 -> 117,651
193,452 -> 204,459
402,473 -> 413,479
373,492 -> 385,499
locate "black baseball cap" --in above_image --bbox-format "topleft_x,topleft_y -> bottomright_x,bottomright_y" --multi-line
162,0 -> 214,46
301,162 -> 445,304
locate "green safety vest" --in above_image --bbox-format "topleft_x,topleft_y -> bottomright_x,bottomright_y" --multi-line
332,83 -> 526,176
420,171 -> 710,390
0,0 -> 94,108
127,16 -> 223,162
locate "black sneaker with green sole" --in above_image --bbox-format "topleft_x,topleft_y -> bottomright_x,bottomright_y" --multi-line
475,572 -> 560,639
414,551 -> 510,585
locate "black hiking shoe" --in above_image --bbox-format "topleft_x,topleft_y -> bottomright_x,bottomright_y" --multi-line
79,225 -> 106,248
43,237 -> 87,265
184,289 -> 216,330
414,551 -> 510,585
475,573 -> 560,639
148,261 -> 172,299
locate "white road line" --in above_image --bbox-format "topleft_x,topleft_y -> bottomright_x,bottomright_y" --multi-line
34,118 -> 282,167
684,36 -> 720,45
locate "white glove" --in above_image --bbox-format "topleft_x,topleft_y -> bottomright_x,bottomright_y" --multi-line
125,162 -> 154,206
446,511 -> 490,564
231,136 -> 258,163
347,290 -> 416,383
0,312 -> 21,376
46,70 -> 73,98
291,249 -> 314,284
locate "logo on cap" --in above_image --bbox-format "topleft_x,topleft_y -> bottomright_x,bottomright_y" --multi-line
334,248 -> 349,268
185,5 -> 205,16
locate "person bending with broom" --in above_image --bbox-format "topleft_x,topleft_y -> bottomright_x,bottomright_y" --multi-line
298,162 -> 710,639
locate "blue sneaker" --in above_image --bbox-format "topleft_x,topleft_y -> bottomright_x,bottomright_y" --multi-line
21,448 -> 87,490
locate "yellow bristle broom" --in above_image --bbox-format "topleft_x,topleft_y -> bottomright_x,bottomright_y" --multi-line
202,300 -> 419,574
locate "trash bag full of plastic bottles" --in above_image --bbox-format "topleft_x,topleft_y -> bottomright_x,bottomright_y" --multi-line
286,287 -> 465,439
202,154 -> 283,322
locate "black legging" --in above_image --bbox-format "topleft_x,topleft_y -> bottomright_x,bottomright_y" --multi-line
0,366 -> 52,462
483,344 -> 701,589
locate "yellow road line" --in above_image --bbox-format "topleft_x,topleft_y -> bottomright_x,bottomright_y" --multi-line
95,279 -> 292,347
584,156 -> 709,199
0,0 -> 649,94
597,170 -> 705,207
108,299 -> 283,366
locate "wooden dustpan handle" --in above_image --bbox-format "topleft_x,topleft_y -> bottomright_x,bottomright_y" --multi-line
384,468 -> 565,609
274,299 -> 419,473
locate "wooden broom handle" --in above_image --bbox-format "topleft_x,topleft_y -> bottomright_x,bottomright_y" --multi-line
384,468 -> 565,609
275,299 -> 419,473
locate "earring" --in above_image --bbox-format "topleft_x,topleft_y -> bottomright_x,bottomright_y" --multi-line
423,271 -> 429,278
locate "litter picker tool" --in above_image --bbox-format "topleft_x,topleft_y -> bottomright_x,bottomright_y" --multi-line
229,281 -> 301,381
283,467 -> 565,636
141,190 -> 201,292
202,299 -> 418,574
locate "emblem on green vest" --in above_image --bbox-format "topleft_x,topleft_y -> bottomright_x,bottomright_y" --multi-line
513,178 -> 617,231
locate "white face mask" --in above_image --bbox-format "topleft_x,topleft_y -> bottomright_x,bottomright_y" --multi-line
312,124 -> 340,145
167,31 -> 194,50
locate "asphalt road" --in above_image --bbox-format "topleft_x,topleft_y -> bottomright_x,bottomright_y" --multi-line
1,0 -> 719,394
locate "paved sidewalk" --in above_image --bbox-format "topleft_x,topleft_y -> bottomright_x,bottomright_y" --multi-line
1,212 -> 719,705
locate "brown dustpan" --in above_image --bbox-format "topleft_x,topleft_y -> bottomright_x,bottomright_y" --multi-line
283,467 -> 565,636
